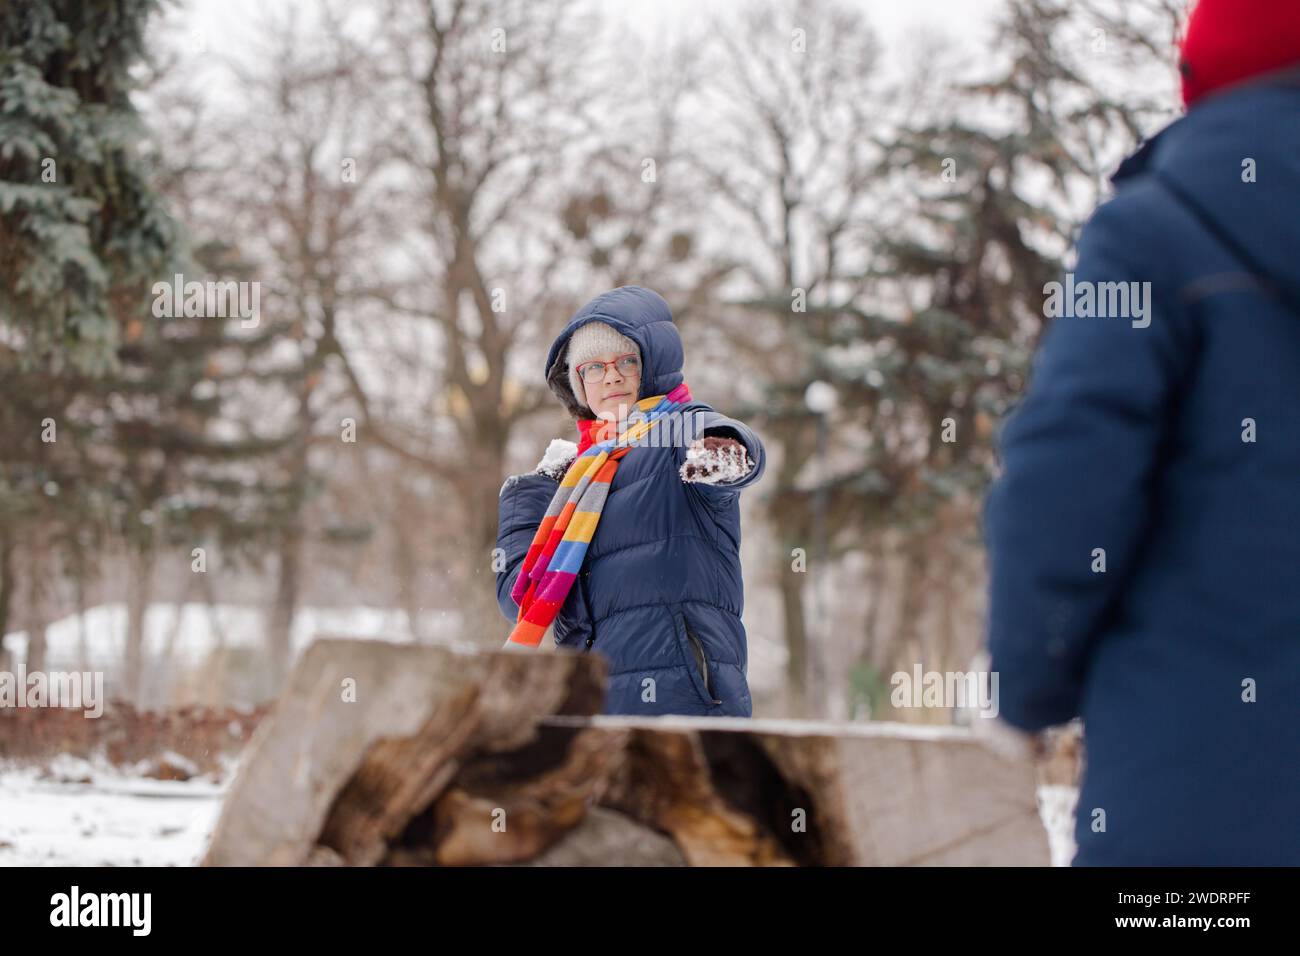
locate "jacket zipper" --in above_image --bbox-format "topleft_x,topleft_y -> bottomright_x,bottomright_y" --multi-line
683,614 -> 722,704
581,570 -> 596,652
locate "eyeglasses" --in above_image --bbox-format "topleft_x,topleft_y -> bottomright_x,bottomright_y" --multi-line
577,352 -> 641,384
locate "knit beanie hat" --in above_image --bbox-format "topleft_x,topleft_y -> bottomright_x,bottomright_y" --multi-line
1180,0 -> 1300,107
566,321 -> 642,413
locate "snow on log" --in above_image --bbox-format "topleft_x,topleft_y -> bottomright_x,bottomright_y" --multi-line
203,639 -> 1049,866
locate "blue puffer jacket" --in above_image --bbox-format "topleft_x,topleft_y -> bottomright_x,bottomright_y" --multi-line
986,78 -> 1300,865
495,286 -> 766,717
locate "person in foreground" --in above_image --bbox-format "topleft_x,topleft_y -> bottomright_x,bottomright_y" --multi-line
985,0 -> 1300,865
495,285 -> 765,717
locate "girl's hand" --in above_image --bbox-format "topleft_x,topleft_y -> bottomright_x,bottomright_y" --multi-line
533,438 -> 579,481
680,435 -> 753,485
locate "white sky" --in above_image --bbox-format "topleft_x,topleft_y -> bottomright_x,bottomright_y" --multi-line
600,0 -> 1002,45
173,0 -> 1005,74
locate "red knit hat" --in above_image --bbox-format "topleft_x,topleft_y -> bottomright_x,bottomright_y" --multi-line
1180,0 -> 1300,107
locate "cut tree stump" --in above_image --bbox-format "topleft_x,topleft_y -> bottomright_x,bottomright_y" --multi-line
203,639 -> 1050,866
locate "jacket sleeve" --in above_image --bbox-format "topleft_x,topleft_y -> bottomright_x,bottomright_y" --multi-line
495,472 -> 560,623
984,195 -> 1195,732
673,408 -> 766,502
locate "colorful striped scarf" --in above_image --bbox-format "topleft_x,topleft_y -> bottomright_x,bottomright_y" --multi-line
505,382 -> 693,648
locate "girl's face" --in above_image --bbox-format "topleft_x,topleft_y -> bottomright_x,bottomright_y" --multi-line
579,351 -> 642,422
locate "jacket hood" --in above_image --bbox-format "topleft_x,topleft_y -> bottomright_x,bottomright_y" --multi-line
545,286 -> 685,419
1115,75 -> 1300,303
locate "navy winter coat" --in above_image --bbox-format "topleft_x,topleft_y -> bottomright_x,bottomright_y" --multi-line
495,286 -> 766,717
986,78 -> 1300,865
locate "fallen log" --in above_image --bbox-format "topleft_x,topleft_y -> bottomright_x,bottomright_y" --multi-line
203,639 -> 1049,866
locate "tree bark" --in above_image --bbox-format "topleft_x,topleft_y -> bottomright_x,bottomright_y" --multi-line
777,555 -> 808,717
123,547 -> 155,707
0,533 -> 14,668
265,524 -> 302,697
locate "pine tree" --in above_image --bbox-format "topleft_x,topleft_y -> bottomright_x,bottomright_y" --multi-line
0,1 -> 293,698
1,0 -> 177,665
821,0 -> 1179,713
724,0 -> 1180,716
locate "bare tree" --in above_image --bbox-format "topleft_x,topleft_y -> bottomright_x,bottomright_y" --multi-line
688,0 -> 889,716
351,0 -> 708,640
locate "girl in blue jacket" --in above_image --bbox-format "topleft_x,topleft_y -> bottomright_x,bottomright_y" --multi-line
495,286 -> 765,717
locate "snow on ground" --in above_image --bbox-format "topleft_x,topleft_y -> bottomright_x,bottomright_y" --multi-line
0,756 -> 224,867
3,603 -> 464,671
1037,784 -> 1079,867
